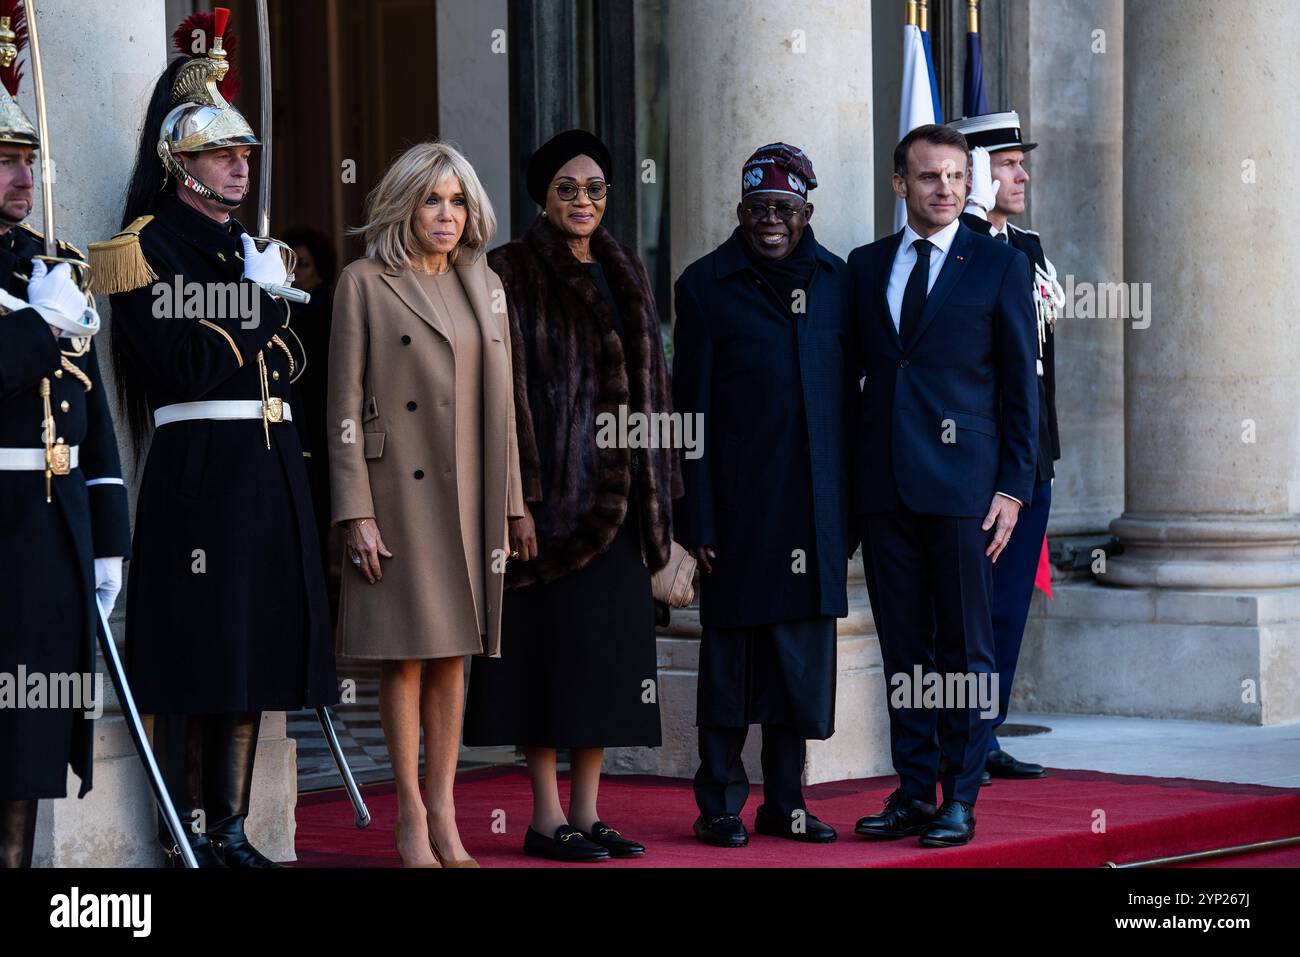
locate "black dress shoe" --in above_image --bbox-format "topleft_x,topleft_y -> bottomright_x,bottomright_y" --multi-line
524,825 -> 611,862
919,800 -> 975,847
581,821 -> 645,857
855,789 -> 937,839
981,770 -> 992,786
754,805 -> 837,843
986,749 -> 1046,779
693,814 -> 748,848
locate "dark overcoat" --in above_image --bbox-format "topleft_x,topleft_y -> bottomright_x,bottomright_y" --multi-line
0,225 -> 130,799
108,195 -> 337,714
672,227 -> 857,630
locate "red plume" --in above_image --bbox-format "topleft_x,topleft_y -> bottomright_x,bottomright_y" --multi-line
0,0 -> 29,98
171,7 -> 241,102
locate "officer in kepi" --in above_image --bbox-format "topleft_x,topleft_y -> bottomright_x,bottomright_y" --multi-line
948,110 -> 1064,782
0,12 -> 130,867
91,8 -> 337,867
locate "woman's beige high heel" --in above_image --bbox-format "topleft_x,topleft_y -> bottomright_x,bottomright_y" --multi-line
395,821 -> 441,868
429,835 -> 479,868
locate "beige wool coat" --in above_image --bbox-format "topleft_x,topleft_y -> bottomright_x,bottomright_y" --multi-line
327,252 -> 525,659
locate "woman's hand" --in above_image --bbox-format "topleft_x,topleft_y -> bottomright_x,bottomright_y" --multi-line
509,503 -> 538,562
345,518 -> 393,583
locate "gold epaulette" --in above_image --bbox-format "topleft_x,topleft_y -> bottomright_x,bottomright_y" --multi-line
87,216 -> 158,295
17,222 -> 87,263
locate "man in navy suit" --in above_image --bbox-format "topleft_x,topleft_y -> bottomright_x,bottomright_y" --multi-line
849,124 -> 1038,847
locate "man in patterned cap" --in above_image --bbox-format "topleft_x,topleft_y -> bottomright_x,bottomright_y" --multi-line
674,143 -> 857,849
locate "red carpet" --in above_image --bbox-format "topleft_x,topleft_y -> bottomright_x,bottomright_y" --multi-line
293,766 -> 1300,868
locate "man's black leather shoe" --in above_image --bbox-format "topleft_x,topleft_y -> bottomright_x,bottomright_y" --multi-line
919,800 -> 975,847
855,789 -> 936,839
981,770 -> 992,786
754,804 -> 837,843
986,749 -> 1046,779
524,825 -> 611,862
693,814 -> 748,847
581,821 -> 645,857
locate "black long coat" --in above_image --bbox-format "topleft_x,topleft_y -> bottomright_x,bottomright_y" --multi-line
0,225 -> 130,799
672,227 -> 857,630
108,196 -> 337,713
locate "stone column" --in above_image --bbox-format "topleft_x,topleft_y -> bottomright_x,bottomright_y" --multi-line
27,0 -> 297,865
1008,0 -> 1125,538
1016,0 -> 1300,727
668,0 -> 873,270
1109,0 -> 1300,588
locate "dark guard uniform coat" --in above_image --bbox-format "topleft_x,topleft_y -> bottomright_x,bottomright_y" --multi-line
0,225 -> 130,799
672,227 -> 857,631
108,196 -> 337,713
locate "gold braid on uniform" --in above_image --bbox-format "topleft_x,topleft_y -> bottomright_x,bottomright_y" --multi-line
60,356 -> 92,392
270,334 -> 296,379
87,216 -> 158,295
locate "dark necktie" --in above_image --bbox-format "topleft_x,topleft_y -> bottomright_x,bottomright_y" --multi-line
898,238 -> 933,346
996,231 -> 1009,242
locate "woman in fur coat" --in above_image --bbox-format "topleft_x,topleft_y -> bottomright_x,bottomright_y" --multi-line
463,130 -> 682,862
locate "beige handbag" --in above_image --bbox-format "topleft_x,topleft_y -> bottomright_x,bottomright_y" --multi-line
652,541 -> 697,608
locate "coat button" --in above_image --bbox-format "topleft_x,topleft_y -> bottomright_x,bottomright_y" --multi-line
54,369 -> 63,378
401,335 -> 411,345
899,359 -> 910,369
407,400 -> 418,411
414,469 -> 425,480
60,400 -> 70,412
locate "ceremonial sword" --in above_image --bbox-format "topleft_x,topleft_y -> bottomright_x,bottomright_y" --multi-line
254,0 -> 370,830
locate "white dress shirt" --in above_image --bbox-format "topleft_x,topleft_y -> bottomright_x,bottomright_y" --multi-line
886,217 -> 962,333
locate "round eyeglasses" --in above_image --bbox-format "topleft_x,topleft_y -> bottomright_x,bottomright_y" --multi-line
554,182 -> 609,202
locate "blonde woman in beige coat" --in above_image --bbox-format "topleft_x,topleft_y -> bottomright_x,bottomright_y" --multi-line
328,141 -> 524,867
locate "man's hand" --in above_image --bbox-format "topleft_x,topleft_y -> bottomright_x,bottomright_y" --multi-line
982,494 -> 1021,563
509,502 -> 538,562
965,146 -> 1000,216
692,545 -> 716,575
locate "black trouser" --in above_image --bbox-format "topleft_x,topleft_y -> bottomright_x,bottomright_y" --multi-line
153,711 -> 261,850
0,799 -> 37,868
864,510 -> 996,806
694,724 -> 807,818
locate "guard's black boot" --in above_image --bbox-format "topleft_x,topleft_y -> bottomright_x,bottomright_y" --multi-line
0,799 -> 37,868
205,712 -> 281,868
153,712 -> 225,868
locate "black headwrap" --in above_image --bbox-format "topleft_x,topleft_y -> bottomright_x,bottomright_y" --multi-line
526,129 -> 612,205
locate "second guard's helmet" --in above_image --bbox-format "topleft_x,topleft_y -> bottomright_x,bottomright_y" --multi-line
157,6 -> 259,207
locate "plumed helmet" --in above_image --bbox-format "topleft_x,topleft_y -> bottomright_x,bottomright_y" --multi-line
0,5 -> 39,149
157,7 -> 258,205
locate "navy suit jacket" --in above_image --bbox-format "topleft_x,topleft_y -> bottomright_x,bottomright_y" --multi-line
848,222 -> 1039,518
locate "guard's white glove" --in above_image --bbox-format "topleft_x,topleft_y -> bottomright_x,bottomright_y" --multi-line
965,146 -> 1000,217
94,556 -> 124,617
241,233 -> 288,286
28,260 -> 97,336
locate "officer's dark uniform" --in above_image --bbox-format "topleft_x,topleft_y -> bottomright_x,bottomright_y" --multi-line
0,225 -> 130,865
960,209 -> 1060,762
106,195 -> 338,863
